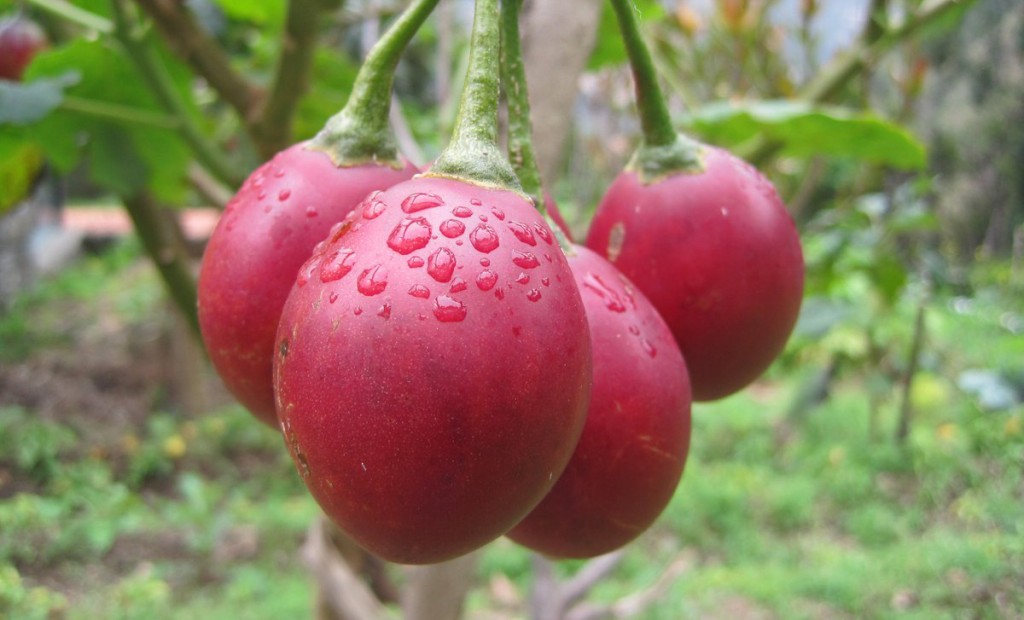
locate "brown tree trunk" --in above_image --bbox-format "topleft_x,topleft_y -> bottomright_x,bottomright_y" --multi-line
521,0 -> 603,187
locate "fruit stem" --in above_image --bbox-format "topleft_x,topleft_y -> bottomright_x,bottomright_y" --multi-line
499,0 -> 573,253
500,0 -> 541,203
310,0 -> 439,167
608,0 -> 703,182
426,0 -> 523,192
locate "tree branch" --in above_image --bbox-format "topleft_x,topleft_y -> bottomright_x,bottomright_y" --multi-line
565,551 -> 693,620
120,192 -> 199,338
251,0 -> 343,159
302,517 -> 387,620
133,0 -> 262,122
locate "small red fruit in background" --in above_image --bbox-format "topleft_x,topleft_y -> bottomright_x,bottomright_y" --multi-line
507,245 -> 691,558
0,15 -> 47,81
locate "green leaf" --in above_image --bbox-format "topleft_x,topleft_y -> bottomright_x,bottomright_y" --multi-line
212,0 -> 285,27
16,38 -> 198,203
0,143 -> 44,214
588,0 -> 665,70
682,100 -> 927,169
0,73 -> 80,125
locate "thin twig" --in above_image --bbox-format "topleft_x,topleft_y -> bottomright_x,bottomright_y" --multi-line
566,551 -> 693,620
27,0 -> 112,33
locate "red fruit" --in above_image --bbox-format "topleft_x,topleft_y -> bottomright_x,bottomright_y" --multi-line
585,146 -> 804,401
198,143 -> 416,426
273,176 -> 592,564
507,245 -> 691,558
0,16 -> 47,81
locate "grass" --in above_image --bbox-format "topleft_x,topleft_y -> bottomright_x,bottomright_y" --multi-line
1,239 -> 1022,619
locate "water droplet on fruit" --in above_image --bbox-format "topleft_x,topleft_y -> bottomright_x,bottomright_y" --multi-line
607,222 -> 626,262
440,219 -> 466,238
480,258 -> 490,267
641,338 -> 657,358
297,256 -> 320,287
512,251 -> 540,269
452,206 -> 473,218
508,221 -> 536,246
357,265 -> 388,296
470,198 -> 482,206
491,207 -> 505,220
433,295 -> 467,322
476,270 -> 498,291
516,273 -> 530,285
320,247 -> 356,282
377,303 -> 392,319
449,277 -> 468,293
427,248 -> 456,283
582,273 -> 627,312
418,313 -> 427,320
330,219 -> 353,242
470,224 -> 500,253
253,175 -> 265,188
257,190 -> 267,200
354,307 -> 363,315
526,289 -> 542,302
402,192 -> 445,213
274,167 -> 285,178
387,217 -> 432,254
363,194 -> 387,219
305,206 -> 318,218
409,284 -> 430,299
541,277 -> 550,287
533,224 -> 553,244
278,189 -> 291,201
495,288 -> 505,300
628,324 -> 640,335
407,256 -> 424,268
479,214 -> 489,222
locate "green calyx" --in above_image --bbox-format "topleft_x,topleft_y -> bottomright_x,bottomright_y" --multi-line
308,0 -> 439,167
627,133 -> 706,183
609,0 -> 705,184
426,0 -> 524,193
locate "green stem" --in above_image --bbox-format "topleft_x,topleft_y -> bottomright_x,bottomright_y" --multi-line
427,0 -> 521,191
27,0 -> 113,33
110,0 -> 245,187
608,0 -> 702,182
499,0 -> 573,254
60,95 -> 181,128
500,0 -> 541,202
311,0 -> 440,167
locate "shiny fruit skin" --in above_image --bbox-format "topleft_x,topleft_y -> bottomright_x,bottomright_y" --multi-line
273,176 -> 592,564
507,246 -> 691,558
585,146 -> 804,401
198,143 -> 416,426
0,16 -> 46,81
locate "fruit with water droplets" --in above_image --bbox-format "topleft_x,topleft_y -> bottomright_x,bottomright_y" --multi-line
507,245 -> 691,558
198,143 -> 416,426
274,177 -> 592,564
0,15 -> 46,81
585,145 -> 803,401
